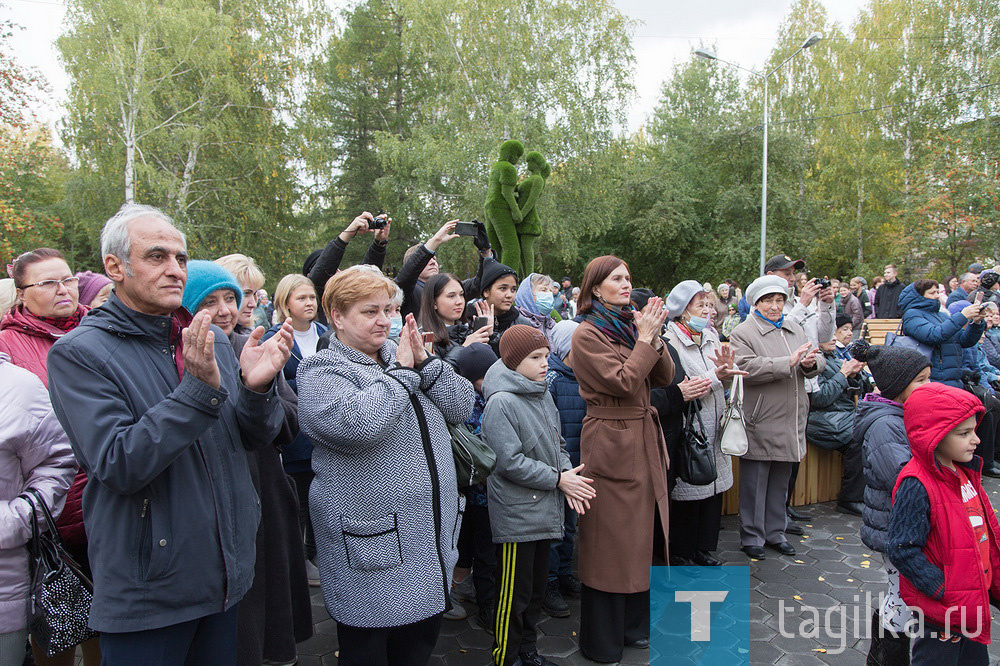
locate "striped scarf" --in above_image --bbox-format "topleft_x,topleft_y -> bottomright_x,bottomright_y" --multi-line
583,300 -> 638,349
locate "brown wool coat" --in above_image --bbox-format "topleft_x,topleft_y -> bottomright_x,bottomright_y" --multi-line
727,314 -> 825,463
567,322 -> 674,593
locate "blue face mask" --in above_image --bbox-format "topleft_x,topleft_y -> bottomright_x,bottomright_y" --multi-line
535,291 -> 555,314
389,316 -> 403,338
687,315 -> 709,332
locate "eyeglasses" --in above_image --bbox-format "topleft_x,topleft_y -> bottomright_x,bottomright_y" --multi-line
20,276 -> 80,291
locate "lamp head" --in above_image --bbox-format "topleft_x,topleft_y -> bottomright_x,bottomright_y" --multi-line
693,47 -> 718,61
802,32 -> 824,49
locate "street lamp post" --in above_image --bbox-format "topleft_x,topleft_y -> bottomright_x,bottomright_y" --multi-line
695,32 -> 823,276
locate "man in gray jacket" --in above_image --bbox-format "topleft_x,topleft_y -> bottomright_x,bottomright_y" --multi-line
47,204 -> 294,665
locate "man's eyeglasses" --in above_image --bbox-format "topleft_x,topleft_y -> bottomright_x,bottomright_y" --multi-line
20,276 -> 81,291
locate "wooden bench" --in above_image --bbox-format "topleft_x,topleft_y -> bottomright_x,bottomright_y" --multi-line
860,318 -> 901,346
721,444 -> 844,515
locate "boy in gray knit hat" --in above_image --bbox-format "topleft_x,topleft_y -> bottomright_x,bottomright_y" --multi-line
848,339 -> 931,665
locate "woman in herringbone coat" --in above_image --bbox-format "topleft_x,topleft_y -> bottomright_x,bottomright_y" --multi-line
296,267 -> 474,666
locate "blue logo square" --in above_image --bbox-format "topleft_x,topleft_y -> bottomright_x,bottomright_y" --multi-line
651,566 -> 761,664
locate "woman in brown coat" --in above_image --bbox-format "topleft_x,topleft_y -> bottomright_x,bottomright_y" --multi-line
728,275 -> 824,561
568,255 -> 673,663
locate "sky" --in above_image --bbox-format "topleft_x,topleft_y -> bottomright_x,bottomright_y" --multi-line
4,0 -> 871,136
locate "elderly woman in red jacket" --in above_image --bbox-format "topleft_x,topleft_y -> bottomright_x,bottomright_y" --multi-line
0,248 -> 98,666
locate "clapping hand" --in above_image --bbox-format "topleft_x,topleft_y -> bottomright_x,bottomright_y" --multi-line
709,345 -> 748,380
396,314 -> 428,368
840,358 -> 865,378
636,297 -> 668,347
240,318 -> 294,392
678,376 -> 713,402
789,342 -> 818,368
558,463 -> 596,515
182,311 -> 222,389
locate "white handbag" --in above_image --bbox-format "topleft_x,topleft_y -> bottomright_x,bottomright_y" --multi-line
718,373 -> 749,456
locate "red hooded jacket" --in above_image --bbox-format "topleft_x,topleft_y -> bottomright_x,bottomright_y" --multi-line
893,382 -> 1000,643
0,304 -> 89,547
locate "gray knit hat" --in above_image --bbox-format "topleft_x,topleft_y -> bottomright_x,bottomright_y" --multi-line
848,340 -> 929,401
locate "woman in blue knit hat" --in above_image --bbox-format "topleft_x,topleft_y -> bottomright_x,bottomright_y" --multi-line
183,260 -> 312,666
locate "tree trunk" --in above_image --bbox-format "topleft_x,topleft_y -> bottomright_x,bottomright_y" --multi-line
857,181 -> 864,265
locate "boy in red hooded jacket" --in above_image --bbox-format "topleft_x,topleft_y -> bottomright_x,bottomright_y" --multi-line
888,382 -> 1000,664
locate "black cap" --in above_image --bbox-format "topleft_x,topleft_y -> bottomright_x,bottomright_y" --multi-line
764,254 -> 805,273
835,313 -> 853,330
478,258 -> 517,296
969,262 -> 985,274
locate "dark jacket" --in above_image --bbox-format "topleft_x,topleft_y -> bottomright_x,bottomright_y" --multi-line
262,322 -> 328,473
546,353 -> 585,464
982,328 -> 1000,371
229,329 -> 312,664
806,352 -> 867,450
899,282 -> 985,388
649,342 -> 686,492
46,293 -> 283,632
854,396 -> 909,553
873,278 -> 906,319
307,238 -> 386,326
396,244 -> 435,318
945,285 -> 969,308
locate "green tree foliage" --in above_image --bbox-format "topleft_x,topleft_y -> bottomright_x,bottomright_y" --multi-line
57,0 -> 322,280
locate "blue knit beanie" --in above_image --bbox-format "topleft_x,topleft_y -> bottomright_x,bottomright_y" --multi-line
182,260 -> 243,313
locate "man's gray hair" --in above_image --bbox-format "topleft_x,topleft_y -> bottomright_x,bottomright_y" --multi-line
100,203 -> 186,272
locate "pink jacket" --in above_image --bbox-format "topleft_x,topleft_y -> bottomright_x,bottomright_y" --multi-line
0,305 -> 87,388
0,353 -> 76,633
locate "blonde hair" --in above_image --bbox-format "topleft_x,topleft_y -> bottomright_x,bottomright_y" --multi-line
273,274 -> 315,322
214,253 -> 265,291
0,279 -> 16,318
323,268 -> 396,323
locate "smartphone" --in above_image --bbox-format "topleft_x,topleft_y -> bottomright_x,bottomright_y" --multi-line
421,331 -> 435,354
454,221 -> 479,237
975,292 -> 984,305
473,315 -> 490,330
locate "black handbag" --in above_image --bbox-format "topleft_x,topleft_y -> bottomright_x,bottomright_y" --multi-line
449,423 -> 497,487
677,400 -> 718,486
20,488 -> 98,656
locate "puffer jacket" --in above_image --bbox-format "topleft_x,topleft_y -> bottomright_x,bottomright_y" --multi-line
0,304 -> 87,385
899,283 -> 985,388
0,354 -> 76,633
47,293 -> 283,632
296,336 -> 473,628
806,352 -> 867,450
981,327 -> 1000,371
482,360 -> 572,543
664,322 -> 733,501
546,353 -> 584,464
0,305 -> 88,547
854,396 -> 910,553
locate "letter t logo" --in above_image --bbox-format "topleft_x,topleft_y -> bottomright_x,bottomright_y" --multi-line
674,591 -> 729,641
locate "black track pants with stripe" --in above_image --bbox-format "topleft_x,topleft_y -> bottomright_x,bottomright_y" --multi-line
492,539 -> 552,666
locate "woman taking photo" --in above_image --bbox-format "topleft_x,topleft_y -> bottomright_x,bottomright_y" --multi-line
664,280 -> 745,567
568,255 -> 672,663
263,274 -> 327,582
728,275 -> 823,561
296,268 -> 473,665
417,272 -> 492,364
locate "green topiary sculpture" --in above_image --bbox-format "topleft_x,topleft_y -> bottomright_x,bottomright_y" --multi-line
515,151 -> 549,277
484,140 -> 525,272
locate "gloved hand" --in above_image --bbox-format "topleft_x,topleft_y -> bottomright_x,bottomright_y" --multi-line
473,220 -> 491,252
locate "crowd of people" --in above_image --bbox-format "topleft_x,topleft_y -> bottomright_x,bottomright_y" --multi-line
1,204 -> 999,666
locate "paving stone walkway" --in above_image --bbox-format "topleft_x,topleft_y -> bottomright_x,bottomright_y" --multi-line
297,481 -> 1000,665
